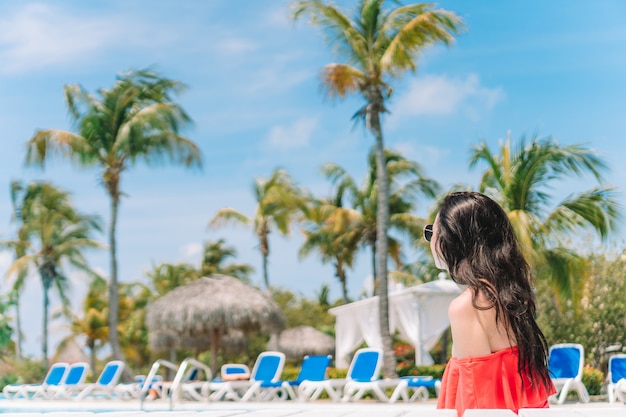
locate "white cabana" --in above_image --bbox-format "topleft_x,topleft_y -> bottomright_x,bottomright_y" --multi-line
329,278 -> 460,368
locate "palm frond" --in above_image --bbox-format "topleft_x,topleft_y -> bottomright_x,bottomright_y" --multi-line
24,130 -> 97,167
209,208 -> 251,228
507,209 -> 541,265
321,63 -> 365,98
538,247 -> 588,307
380,6 -> 463,75
292,0 -> 368,65
470,141 -> 505,194
545,186 -> 621,241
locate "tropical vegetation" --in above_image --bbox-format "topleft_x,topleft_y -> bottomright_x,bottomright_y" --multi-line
60,275 -> 109,375
200,239 -> 254,282
292,0 -> 463,376
22,69 -> 203,363
2,181 -> 102,367
209,168 -> 305,290
300,148 -> 439,302
470,135 -> 620,305
0,4 -> 623,399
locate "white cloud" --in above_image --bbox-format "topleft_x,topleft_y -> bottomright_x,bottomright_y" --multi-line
0,3 -> 141,74
180,242 -> 203,260
390,73 -> 505,122
244,64 -> 312,95
394,141 -> 450,165
261,6 -> 292,29
267,116 -> 317,149
215,37 -> 257,55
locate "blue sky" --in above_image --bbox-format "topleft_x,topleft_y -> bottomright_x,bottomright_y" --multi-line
1,1 -> 625,358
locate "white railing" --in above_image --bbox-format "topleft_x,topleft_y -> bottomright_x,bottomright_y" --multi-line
139,357 -> 212,410
168,357 -> 212,406
139,358 -> 178,409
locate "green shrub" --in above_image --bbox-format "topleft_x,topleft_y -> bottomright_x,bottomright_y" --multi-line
397,364 -> 445,379
582,365 -> 603,396
327,367 -> 347,379
0,358 -> 46,391
0,362 -> 18,390
280,363 -> 300,381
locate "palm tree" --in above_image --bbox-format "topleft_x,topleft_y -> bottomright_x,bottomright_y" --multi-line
117,280 -> 151,370
200,239 -> 254,282
60,275 -> 109,375
299,198 -> 361,302
324,148 -> 440,292
293,0 -> 462,377
146,262 -> 201,297
23,69 -> 202,361
470,134 -> 620,304
5,181 -> 102,367
7,181 -> 30,361
210,168 -> 305,289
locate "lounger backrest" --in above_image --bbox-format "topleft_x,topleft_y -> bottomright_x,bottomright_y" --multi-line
250,351 -> 285,383
609,354 -> 626,384
348,348 -> 382,383
97,360 -> 125,385
548,343 -> 583,379
45,362 -> 70,385
220,364 -> 250,380
296,355 -> 332,383
65,362 -> 89,385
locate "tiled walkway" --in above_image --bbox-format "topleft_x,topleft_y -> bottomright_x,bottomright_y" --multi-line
0,399 -> 623,417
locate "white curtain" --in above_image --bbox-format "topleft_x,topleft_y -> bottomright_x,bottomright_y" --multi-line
331,279 -> 460,368
391,292 -> 425,363
415,293 -> 455,364
334,298 -> 383,368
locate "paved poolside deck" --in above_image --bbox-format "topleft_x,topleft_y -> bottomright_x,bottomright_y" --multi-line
0,398 -> 623,417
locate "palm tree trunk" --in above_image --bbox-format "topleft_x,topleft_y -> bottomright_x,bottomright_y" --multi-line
42,284 -> 50,369
370,243 -> 377,295
13,294 -> 22,361
335,261 -> 349,303
262,254 -> 269,290
108,193 -> 122,361
89,342 -> 97,379
366,88 -> 396,378
260,230 -> 270,290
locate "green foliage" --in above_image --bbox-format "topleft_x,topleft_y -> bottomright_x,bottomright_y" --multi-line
537,251 -> 626,368
393,341 -> 446,397
272,288 -> 335,334
210,168 -> 306,290
24,68 -> 202,360
280,363 -> 301,381
0,296 -> 14,353
471,135 -> 620,306
0,358 -> 46,390
327,367 -> 347,379
582,365 -> 603,396
4,180 -> 102,364
201,239 -> 254,282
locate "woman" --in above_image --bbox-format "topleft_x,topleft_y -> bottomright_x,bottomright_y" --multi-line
425,192 -> 555,416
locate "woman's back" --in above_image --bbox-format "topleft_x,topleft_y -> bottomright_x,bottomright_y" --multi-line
449,288 -> 514,358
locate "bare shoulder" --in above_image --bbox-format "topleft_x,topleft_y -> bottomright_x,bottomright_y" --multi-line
448,289 -> 475,322
448,288 -> 494,357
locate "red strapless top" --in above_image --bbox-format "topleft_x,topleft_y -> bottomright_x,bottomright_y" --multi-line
437,347 -> 556,416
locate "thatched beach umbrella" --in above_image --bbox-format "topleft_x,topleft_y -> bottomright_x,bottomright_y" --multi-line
267,325 -> 335,360
147,275 -> 285,373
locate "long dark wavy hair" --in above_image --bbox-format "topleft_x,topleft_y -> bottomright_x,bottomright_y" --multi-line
435,191 -> 551,389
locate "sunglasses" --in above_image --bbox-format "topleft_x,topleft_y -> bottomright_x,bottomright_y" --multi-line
424,224 -> 433,242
